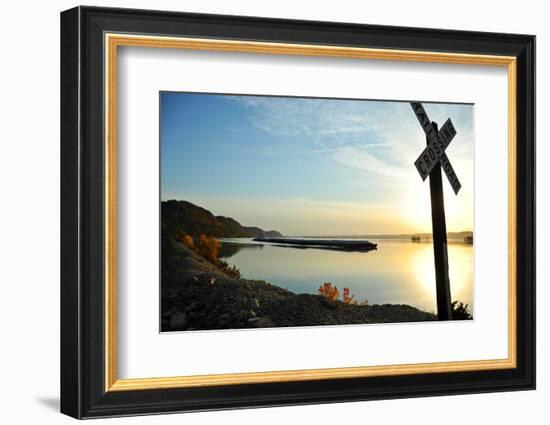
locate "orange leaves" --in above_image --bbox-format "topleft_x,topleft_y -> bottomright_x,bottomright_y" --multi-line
178,233 -> 240,278
342,287 -> 356,305
318,283 -> 357,304
199,234 -> 221,261
179,234 -> 194,248
178,234 -> 220,261
318,282 -> 340,301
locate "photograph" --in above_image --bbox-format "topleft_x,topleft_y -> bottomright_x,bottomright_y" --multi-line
160,92 -> 474,332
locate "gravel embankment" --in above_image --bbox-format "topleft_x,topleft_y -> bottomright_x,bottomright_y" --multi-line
161,242 -> 435,332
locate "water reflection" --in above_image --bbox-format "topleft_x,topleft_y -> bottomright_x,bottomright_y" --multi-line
219,238 -> 473,314
218,241 -> 264,259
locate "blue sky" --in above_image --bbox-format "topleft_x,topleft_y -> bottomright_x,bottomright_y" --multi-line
161,92 -> 474,235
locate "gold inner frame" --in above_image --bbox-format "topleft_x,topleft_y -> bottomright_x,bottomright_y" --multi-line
104,33 -> 517,392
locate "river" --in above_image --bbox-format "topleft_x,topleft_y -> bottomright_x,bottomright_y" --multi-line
219,237 -> 473,314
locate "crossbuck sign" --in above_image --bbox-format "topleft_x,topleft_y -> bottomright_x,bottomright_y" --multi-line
411,102 -> 461,195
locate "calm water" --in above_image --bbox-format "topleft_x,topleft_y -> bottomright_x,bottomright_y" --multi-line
219,238 -> 473,314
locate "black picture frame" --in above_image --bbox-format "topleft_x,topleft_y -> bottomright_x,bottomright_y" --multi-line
61,5 -> 535,419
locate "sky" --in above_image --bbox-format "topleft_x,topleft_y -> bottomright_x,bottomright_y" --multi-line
160,92 -> 474,236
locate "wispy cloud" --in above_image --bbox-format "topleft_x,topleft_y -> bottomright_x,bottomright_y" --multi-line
333,146 -> 409,179
224,95 -> 472,181
257,142 -> 397,158
232,96 -> 472,183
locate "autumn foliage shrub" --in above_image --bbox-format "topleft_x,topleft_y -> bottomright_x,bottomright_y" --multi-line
198,234 -> 220,261
179,234 -> 194,248
319,283 -> 358,304
177,233 -> 240,278
318,283 -> 340,301
220,262 -> 241,279
342,287 -> 357,305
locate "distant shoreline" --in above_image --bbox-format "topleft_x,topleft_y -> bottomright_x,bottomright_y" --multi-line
280,232 -> 473,240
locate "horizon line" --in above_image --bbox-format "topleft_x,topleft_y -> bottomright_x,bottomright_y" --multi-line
162,198 -> 472,237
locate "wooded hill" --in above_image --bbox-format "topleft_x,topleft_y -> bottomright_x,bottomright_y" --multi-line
162,200 -> 282,238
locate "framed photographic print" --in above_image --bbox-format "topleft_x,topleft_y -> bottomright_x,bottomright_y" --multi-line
60,6 -> 535,419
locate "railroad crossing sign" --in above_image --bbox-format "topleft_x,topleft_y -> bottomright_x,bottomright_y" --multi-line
411,102 -> 461,195
410,101 -> 461,320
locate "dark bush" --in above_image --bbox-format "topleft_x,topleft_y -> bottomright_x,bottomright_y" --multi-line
451,301 -> 472,320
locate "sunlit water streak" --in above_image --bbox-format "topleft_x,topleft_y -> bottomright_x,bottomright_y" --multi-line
219,238 -> 473,314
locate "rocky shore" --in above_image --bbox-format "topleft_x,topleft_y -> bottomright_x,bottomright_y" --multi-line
161,240 -> 436,332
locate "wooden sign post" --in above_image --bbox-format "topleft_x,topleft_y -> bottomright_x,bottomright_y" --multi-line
410,102 -> 461,320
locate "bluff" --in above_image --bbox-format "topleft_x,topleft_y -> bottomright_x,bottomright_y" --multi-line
162,200 -> 282,238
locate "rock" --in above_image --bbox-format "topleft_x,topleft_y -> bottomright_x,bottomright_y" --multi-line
236,310 -> 249,321
185,302 -> 198,313
218,313 -> 231,326
169,312 -> 188,329
162,308 -> 174,318
320,297 -> 339,309
249,317 -> 274,328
